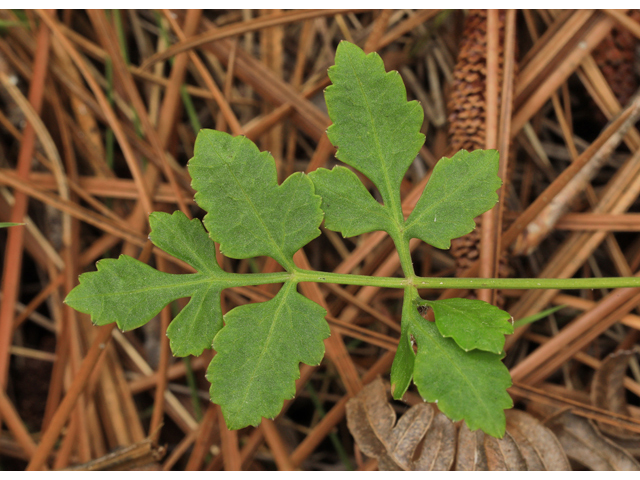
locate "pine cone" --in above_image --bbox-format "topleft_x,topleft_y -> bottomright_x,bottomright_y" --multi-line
592,10 -> 640,109
447,10 -> 513,304
447,9 -> 506,152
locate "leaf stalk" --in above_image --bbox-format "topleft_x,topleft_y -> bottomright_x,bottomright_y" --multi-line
291,269 -> 640,290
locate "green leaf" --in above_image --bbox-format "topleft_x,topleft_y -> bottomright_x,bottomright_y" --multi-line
325,41 -> 424,216
65,211 -> 226,356
189,130 -> 323,269
64,254 -> 198,330
390,299 -> 416,399
149,211 -> 226,356
0,222 -> 24,228
167,283 -> 223,356
207,282 -> 330,429
408,307 -> 513,438
425,298 -> 513,354
404,149 -> 502,249
308,166 -> 394,237
148,211 -> 223,276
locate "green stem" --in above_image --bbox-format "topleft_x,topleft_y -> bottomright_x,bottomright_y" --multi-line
293,269 -> 408,288
195,267 -> 640,291
391,230 -> 416,280
411,275 -> 640,290
292,269 -> 640,290
213,271 -> 291,287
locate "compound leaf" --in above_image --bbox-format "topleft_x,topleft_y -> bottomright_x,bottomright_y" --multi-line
65,40 -> 517,438
65,211 -> 227,356
408,307 -> 513,438
325,41 -> 424,217
309,166 -> 395,237
404,149 -> 501,249
426,298 -> 513,354
189,130 -> 323,269
207,282 -> 330,429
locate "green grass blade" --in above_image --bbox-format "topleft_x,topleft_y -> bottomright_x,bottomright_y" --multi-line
513,304 -> 567,329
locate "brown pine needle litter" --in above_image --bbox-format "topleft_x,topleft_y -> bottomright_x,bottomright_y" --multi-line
1,9 -> 640,470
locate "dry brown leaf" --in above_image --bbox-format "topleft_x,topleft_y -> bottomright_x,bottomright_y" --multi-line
529,405 -> 640,471
455,423 -> 488,471
484,431 -> 527,470
412,408 -> 456,471
455,423 -> 528,471
389,401 -> 435,469
591,349 -> 640,440
347,377 -> 571,470
608,436 -> 640,460
555,412 -> 639,470
347,377 -> 459,470
506,409 -> 570,470
346,377 -> 399,468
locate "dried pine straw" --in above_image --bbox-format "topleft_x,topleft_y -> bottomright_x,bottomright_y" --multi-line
0,9 -> 640,471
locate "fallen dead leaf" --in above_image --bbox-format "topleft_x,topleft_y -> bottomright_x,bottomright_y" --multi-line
347,377 -> 572,470
529,403 -> 639,471
591,349 -> 640,441
506,409 -> 570,470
